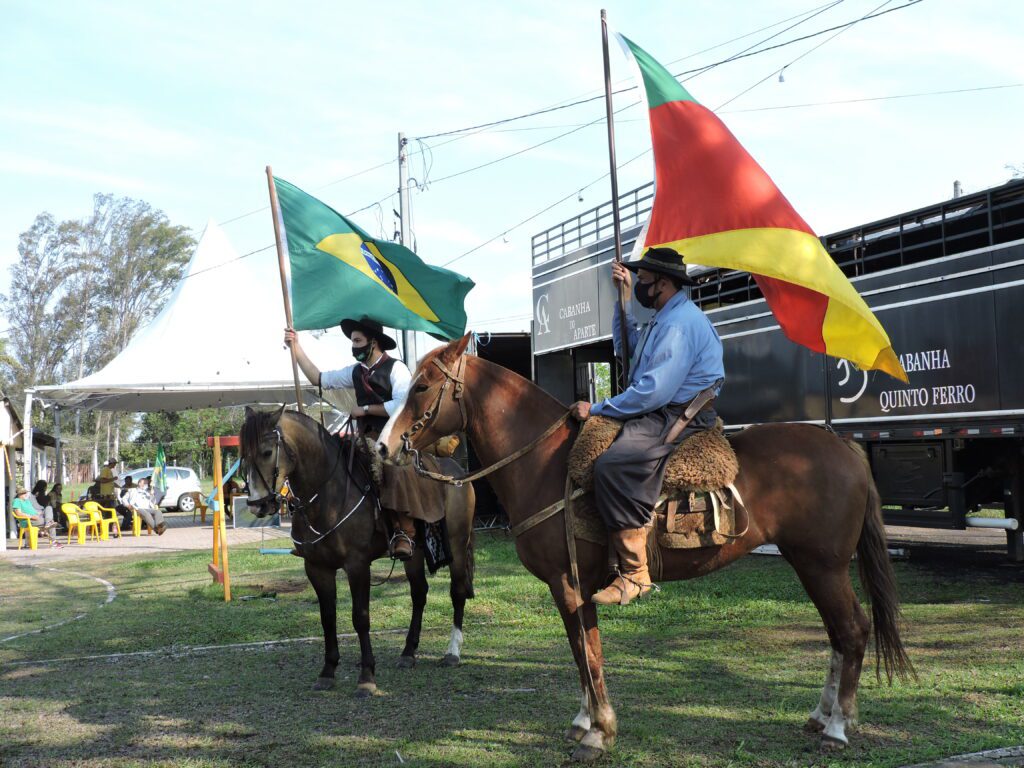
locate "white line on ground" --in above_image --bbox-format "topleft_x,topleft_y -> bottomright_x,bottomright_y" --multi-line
0,565 -> 117,644
1,628 -> 408,667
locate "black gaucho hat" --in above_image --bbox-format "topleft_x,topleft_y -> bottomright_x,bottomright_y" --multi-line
340,316 -> 398,351
623,246 -> 697,286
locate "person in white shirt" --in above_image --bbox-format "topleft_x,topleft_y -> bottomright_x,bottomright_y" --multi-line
122,477 -> 167,535
284,315 -> 417,559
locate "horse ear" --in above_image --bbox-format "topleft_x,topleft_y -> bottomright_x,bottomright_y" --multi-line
453,332 -> 472,357
244,406 -> 255,420
270,404 -> 286,426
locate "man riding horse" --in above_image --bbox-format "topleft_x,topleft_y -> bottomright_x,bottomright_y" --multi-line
570,246 -> 725,606
284,316 -> 419,560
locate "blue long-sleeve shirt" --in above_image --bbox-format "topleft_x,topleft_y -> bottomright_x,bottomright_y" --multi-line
590,291 -> 724,419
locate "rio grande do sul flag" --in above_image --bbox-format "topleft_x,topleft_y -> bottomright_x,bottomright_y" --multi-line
617,33 -> 908,382
274,177 -> 474,340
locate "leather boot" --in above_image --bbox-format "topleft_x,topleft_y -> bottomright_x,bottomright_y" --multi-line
591,527 -> 653,606
389,512 -> 417,561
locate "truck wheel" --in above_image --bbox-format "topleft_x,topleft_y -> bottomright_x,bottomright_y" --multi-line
177,494 -> 197,513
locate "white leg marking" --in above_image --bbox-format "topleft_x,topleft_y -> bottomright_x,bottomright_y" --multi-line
823,703 -> 849,746
571,692 -> 592,732
809,651 -> 842,728
445,627 -> 463,659
580,728 -> 605,750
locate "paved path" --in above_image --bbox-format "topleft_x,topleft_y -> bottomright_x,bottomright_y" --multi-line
1,512 -> 291,562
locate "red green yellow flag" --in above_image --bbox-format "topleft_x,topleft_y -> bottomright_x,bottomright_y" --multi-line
617,33 -> 908,382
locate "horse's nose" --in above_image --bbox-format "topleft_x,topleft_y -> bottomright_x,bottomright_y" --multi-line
377,442 -> 389,461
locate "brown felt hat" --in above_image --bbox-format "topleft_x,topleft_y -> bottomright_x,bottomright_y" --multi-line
623,246 -> 697,285
340,316 -> 398,351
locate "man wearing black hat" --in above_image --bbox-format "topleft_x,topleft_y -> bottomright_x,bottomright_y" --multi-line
285,316 -> 417,559
570,247 -> 724,606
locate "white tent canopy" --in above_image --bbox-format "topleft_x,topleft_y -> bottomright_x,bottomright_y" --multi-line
34,221 -> 357,413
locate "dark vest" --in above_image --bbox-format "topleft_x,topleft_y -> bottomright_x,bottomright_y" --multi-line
353,356 -> 398,436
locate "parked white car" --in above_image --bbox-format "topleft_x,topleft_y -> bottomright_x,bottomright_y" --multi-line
120,466 -> 202,512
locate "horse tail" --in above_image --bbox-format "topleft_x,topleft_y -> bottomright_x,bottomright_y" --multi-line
847,439 -> 916,684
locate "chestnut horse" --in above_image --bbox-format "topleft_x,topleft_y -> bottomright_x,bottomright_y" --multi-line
241,406 -> 476,696
381,335 -> 913,762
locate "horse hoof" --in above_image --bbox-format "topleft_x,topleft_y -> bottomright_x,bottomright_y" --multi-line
804,717 -> 826,733
396,655 -> 416,669
355,682 -> 377,698
821,735 -> 847,752
571,744 -> 605,762
442,653 -> 461,667
312,677 -> 335,691
565,725 -> 588,743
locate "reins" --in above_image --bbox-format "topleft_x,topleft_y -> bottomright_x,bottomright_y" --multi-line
394,352 -> 598,712
250,422 -> 375,551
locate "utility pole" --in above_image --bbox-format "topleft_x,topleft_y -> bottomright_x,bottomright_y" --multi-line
398,132 -> 416,368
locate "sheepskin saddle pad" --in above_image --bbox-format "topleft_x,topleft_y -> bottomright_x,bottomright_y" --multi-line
568,415 -> 739,495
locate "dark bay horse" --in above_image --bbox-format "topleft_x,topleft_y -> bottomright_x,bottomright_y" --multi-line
241,406 -> 476,696
380,335 -> 913,761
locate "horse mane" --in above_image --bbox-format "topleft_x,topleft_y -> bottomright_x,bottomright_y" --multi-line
240,407 -> 328,460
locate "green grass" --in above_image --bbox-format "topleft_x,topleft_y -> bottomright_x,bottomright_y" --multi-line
1,536 -> 1022,767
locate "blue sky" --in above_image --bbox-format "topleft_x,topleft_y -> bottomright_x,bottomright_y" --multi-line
2,0 -> 1022,346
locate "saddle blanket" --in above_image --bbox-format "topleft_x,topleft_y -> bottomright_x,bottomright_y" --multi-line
568,415 -> 739,494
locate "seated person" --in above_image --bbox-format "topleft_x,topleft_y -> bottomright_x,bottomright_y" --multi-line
121,477 -> 167,535
49,483 -> 65,530
12,486 -> 59,542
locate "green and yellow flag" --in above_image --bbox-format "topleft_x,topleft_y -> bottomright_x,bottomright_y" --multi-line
274,177 -> 475,339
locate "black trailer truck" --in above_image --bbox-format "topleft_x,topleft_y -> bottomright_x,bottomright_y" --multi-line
531,179 -> 1024,560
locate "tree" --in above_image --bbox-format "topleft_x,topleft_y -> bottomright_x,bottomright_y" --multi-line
3,195 -> 194,480
121,407 -> 246,477
0,213 -> 85,403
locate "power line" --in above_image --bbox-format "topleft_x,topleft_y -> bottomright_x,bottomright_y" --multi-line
725,83 -> 1024,113
716,0 -> 902,111
414,0 -> 925,141
441,148 -> 651,268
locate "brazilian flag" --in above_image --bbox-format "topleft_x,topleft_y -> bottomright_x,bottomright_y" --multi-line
153,442 -> 168,495
275,177 -> 474,339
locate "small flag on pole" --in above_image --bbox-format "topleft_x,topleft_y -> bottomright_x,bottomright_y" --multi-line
154,442 -> 168,494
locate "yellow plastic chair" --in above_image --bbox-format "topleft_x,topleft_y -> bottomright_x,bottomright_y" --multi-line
130,507 -> 153,537
61,503 -> 98,545
11,508 -> 40,550
83,501 -> 121,540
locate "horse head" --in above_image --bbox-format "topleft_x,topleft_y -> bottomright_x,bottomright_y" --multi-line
379,333 -> 473,463
240,404 -> 296,516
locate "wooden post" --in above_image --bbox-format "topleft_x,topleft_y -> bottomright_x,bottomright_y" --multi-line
213,436 -> 230,601
266,166 -> 306,414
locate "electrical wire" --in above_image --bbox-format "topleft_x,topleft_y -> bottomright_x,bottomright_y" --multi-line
441,148 -> 651,268
716,0 -> 902,111
413,0 -> 924,140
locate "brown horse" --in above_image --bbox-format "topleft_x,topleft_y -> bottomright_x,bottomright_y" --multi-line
380,335 -> 913,761
241,406 -> 476,696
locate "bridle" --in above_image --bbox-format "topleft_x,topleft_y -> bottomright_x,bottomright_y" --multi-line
248,425 -> 374,549
399,354 -> 469,461
398,352 -> 570,488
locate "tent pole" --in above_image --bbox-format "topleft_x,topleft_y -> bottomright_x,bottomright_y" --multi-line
265,166 -> 306,414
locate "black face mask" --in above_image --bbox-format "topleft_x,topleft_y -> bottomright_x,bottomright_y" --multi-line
634,279 -> 662,309
352,342 -> 372,362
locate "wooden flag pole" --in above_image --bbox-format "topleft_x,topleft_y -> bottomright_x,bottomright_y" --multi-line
601,10 -> 632,387
266,166 -> 306,414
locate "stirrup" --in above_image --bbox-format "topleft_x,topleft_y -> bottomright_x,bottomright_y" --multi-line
388,531 -> 416,560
